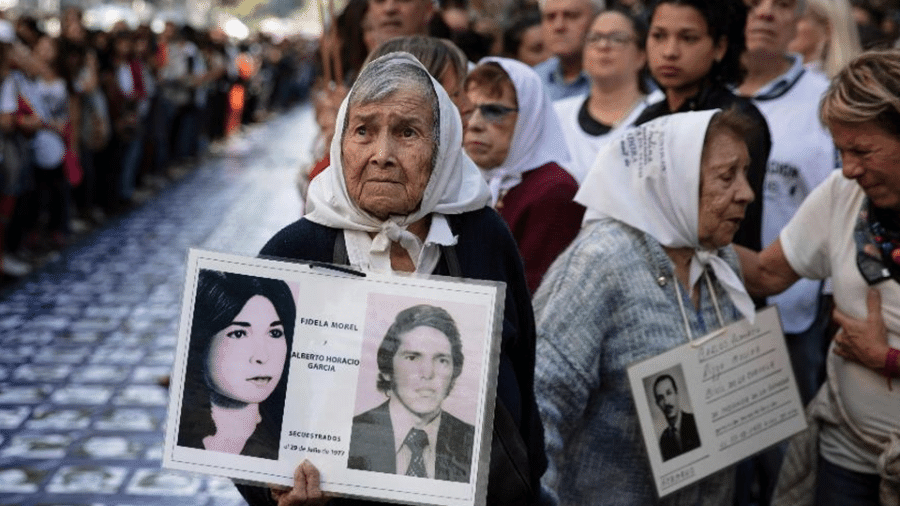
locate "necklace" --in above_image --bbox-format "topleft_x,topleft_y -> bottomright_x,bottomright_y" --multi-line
867,205 -> 900,266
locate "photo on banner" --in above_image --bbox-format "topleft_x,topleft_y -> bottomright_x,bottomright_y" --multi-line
163,249 -> 504,506
627,306 -> 807,498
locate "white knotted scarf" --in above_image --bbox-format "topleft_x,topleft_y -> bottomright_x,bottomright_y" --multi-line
304,52 -> 490,271
576,110 -> 755,322
476,57 -> 572,206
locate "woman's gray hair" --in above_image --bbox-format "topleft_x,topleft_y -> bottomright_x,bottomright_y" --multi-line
343,55 -> 441,171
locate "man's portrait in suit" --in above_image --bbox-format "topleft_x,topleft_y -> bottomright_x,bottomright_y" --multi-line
653,373 -> 701,462
348,304 -> 474,482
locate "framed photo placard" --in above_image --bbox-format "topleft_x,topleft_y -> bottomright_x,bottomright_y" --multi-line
627,306 -> 808,499
163,249 -> 505,506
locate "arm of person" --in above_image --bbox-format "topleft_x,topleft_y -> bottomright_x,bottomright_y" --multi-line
735,238 -> 801,298
831,288 -> 897,374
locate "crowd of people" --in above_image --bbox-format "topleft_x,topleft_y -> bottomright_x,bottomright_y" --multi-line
242,0 -> 900,504
0,8 -> 314,279
9,0 -> 900,504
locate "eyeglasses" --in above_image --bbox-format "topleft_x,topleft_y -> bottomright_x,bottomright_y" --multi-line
465,103 -> 519,124
585,31 -> 636,48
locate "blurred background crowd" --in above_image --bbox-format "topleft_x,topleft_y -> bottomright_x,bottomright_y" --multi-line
0,3 -> 316,280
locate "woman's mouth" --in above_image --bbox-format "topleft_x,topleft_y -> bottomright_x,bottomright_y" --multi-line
655,66 -> 681,78
246,376 -> 273,387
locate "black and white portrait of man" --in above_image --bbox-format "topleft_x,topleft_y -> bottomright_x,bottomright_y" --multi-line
349,303 -> 478,482
652,372 -> 701,461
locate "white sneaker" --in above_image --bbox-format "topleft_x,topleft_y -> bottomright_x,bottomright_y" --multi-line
2,253 -> 32,277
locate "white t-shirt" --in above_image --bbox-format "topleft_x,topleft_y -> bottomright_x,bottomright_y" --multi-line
553,92 -> 652,184
781,171 -> 900,473
0,73 -> 18,114
752,58 -> 838,333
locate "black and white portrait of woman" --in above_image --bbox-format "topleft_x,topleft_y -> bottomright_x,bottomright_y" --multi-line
177,269 -> 296,460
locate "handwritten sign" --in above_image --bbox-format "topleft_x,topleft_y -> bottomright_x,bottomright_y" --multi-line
163,249 -> 504,506
627,306 -> 806,498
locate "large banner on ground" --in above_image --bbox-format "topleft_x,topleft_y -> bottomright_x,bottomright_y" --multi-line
163,249 -> 504,506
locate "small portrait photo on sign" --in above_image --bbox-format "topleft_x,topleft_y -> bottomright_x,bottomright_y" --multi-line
348,294 -> 489,483
643,365 -> 701,462
176,269 -> 299,460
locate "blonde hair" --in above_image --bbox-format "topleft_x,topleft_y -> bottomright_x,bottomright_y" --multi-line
820,48 -> 900,136
803,0 -> 862,78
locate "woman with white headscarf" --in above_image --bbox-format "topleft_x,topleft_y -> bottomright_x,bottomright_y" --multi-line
463,56 -> 583,294
534,108 -> 756,505
239,52 -> 547,506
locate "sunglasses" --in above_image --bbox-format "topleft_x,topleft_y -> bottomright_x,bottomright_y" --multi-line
466,103 -> 519,124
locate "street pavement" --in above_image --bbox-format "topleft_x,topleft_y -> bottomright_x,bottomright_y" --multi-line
0,105 -> 313,506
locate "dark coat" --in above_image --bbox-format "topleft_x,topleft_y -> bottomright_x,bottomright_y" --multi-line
659,411 -> 701,461
347,401 -> 474,483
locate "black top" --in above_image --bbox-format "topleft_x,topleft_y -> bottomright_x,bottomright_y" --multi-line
239,207 -> 547,506
634,82 -> 772,254
578,96 -> 613,137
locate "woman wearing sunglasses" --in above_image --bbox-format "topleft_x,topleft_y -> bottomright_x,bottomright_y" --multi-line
463,57 -> 584,294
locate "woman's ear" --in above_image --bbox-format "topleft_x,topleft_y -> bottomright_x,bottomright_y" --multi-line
636,49 -> 648,69
714,36 -> 728,63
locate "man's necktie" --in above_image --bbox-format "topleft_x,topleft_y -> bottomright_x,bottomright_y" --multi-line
404,428 -> 429,478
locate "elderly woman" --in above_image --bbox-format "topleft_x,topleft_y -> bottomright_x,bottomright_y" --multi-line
738,50 -> 900,506
553,8 -> 651,183
463,57 -> 583,294
306,36 -> 472,184
240,52 -> 546,506
535,108 -> 756,505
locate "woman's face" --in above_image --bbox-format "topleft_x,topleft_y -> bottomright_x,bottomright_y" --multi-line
647,4 -> 725,95
787,13 -> 828,63
206,295 -> 287,405
34,36 -> 56,64
517,25 -> 550,67
697,130 -> 753,249
831,120 -> 900,212
342,86 -> 436,220
583,11 -> 646,85
463,81 -> 518,170
438,63 -> 473,124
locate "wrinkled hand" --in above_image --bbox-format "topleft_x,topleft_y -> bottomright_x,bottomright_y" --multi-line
269,460 -> 330,506
831,288 -> 890,370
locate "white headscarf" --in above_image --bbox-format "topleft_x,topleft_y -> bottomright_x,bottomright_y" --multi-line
476,57 -> 573,206
575,110 -> 755,322
305,52 -> 490,258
